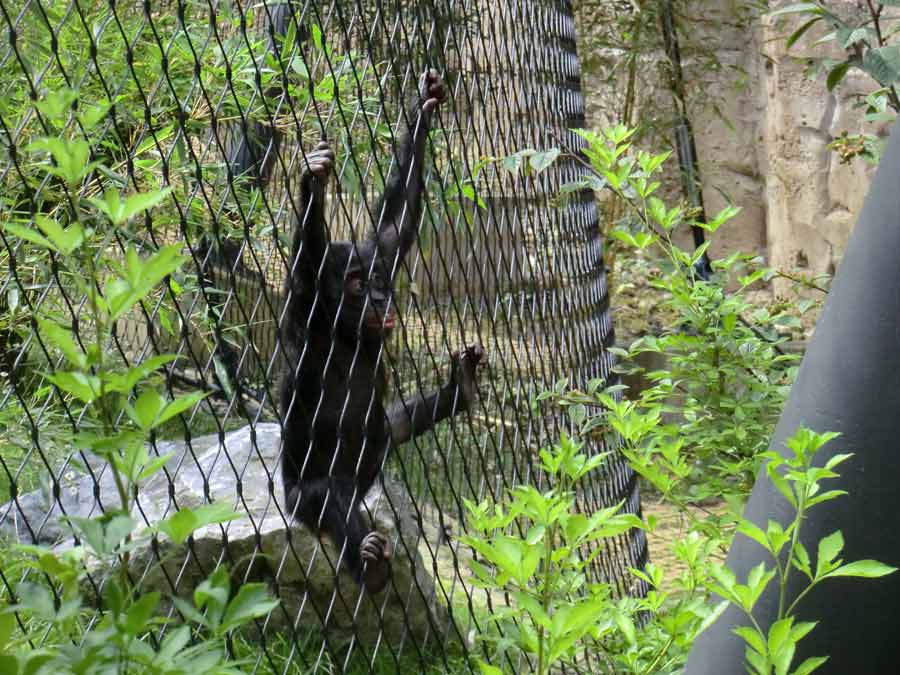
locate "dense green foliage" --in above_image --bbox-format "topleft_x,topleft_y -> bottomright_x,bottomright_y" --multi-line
459,126 -> 895,674
0,127 -> 277,673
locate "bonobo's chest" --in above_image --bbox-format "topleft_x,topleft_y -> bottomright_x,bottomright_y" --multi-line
313,343 -> 387,433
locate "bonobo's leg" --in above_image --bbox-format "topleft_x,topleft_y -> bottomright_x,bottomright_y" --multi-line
293,477 -> 393,594
373,69 -> 448,262
387,344 -> 484,446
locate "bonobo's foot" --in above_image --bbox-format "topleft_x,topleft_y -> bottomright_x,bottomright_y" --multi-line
451,343 -> 485,410
360,531 -> 393,594
301,141 -> 334,187
419,68 -> 447,114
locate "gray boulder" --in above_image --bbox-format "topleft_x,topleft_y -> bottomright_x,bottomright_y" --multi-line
0,423 -> 452,648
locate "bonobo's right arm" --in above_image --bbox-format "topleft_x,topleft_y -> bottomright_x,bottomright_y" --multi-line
287,142 -> 335,293
386,344 -> 484,446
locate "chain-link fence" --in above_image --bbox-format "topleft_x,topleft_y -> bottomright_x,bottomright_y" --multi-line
0,0 -> 646,672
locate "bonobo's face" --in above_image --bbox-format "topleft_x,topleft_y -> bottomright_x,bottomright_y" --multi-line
327,241 -> 396,342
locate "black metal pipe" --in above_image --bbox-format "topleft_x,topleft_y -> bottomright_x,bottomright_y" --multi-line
685,121 -> 900,673
659,0 -> 712,279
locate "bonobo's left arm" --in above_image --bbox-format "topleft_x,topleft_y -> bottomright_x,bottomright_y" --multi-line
373,68 -> 447,264
377,72 -> 485,445
387,345 -> 483,446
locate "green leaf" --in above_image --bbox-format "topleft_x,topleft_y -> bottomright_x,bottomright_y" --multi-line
790,656 -> 829,675
65,516 -> 106,553
45,371 -> 101,403
220,583 -> 279,633
501,149 -> 535,174
103,514 -> 136,553
157,503 -> 240,544
790,621 -> 817,644
2,222 -> 56,251
614,611 -> 637,645
124,591 -> 161,635
133,124 -> 175,156
768,3 -> 825,17
806,489 -> 848,507
104,354 -> 177,393
768,617 -> 793,659
15,583 -> 56,621
194,567 -> 230,628
766,520 -> 790,556
528,148 -> 560,175
119,188 -> 172,224
841,27 -> 870,48
106,244 -> 187,322
35,215 -> 84,255
695,599 -> 729,638
815,531 -> 843,578
767,462 -> 797,508
0,610 -> 14,648
27,137 -> 99,184
823,453 -> 853,471
511,591 -> 551,629
737,521 -> 770,552
734,625 -> 766,656
78,99 -> 112,131
476,662 -> 504,675
171,596 -> 207,627
138,451 -> 175,482
311,24 -> 325,51
825,559 -> 898,579
0,655 -> 18,675
37,319 -> 86,368
159,625 -> 192,660
745,563 -> 776,611
793,541 -> 813,579
826,62 -> 850,92
34,89 -> 77,122
786,17 -> 822,49
863,46 -> 900,87
130,389 -> 167,430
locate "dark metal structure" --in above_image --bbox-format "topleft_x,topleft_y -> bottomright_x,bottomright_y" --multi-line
686,122 -> 900,673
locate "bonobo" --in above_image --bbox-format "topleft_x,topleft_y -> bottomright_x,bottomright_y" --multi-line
279,69 -> 485,593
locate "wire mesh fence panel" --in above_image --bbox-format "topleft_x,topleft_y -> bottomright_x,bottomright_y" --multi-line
0,0 -> 646,672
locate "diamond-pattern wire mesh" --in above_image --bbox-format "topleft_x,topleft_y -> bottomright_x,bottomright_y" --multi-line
0,0 -> 646,671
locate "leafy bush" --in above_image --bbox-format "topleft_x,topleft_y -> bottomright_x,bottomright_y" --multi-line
460,127 -> 895,674
463,424 -> 895,674
0,128 -> 276,674
773,1 -> 900,165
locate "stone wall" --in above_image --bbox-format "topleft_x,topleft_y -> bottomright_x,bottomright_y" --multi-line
575,0 -> 889,295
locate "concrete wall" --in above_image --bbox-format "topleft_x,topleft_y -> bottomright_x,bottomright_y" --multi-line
575,0 -> 889,295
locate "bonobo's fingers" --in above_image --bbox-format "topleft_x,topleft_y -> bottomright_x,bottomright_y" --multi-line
420,68 -> 447,114
302,142 -> 335,182
464,343 -> 485,368
360,531 -> 393,594
451,343 -> 486,409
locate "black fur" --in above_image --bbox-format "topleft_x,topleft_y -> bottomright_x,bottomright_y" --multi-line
279,70 -> 484,593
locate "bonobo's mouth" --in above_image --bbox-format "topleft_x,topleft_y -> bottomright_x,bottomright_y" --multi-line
366,310 -> 397,331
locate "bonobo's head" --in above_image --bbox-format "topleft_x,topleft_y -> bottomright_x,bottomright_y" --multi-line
324,238 -> 397,344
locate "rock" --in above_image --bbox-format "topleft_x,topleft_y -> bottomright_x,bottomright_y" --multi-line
0,423 -> 451,648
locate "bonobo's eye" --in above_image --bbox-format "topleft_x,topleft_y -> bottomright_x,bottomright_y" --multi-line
345,274 -> 364,294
